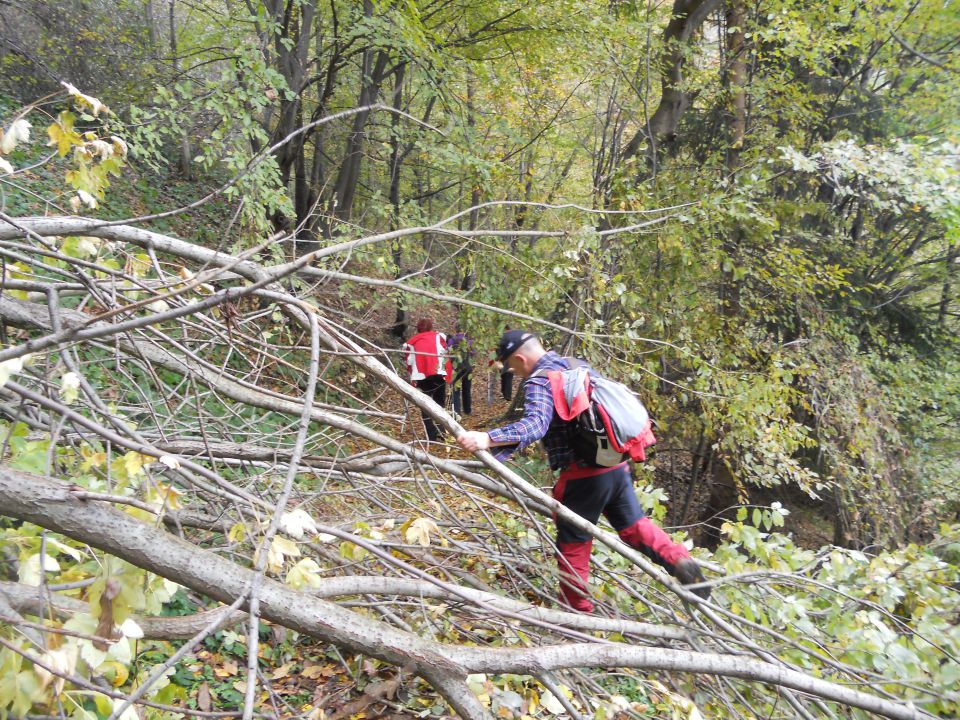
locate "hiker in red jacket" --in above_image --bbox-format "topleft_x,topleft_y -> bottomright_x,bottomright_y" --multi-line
457,330 -> 709,612
403,318 -> 452,441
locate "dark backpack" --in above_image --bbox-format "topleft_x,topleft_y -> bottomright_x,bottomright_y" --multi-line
538,358 -> 657,467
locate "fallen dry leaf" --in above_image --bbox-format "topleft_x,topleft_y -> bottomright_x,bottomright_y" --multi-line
302,663 -> 339,679
196,681 -> 212,712
213,659 -> 239,678
93,578 -> 121,650
327,677 -> 401,720
271,662 -> 294,679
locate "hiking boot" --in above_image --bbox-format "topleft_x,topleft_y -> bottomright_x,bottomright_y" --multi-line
674,559 -> 711,601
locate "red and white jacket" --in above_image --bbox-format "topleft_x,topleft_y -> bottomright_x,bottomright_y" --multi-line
403,331 -> 453,383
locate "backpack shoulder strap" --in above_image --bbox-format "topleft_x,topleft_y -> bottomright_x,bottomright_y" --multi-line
527,356 -> 584,383
543,362 -> 591,420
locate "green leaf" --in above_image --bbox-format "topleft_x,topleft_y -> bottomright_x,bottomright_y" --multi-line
0,668 -> 41,716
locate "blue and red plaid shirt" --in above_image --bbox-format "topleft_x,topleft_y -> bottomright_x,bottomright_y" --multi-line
487,351 -> 578,471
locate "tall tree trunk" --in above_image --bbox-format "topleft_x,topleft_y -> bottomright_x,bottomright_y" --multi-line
620,0 -> 721,172
939,244 -> 957,327
461,72 -> 480,292
389,61 -> 408,338
719,0 -> 746,317
169,0 -> 192,179
145,0 -> 157,58
723,0 -> 746,173
696,0 -> 747,539
294,103 -> 311,238
325,50 -> 390,236
261,0 -> 316,245
294,36 -> 345,255
515,153 -> 533,253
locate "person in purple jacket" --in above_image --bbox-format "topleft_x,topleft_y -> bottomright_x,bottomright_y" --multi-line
457,330 -> 709,612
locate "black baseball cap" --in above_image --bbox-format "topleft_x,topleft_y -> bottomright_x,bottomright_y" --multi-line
496,330 -> 536,362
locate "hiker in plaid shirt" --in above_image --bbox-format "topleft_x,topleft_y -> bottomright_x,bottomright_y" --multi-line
457,330 -> 708,612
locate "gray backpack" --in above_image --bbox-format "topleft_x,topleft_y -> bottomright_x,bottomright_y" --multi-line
539,359 -> 657,467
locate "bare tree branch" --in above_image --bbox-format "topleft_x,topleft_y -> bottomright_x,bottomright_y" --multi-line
0,468 -> 935,720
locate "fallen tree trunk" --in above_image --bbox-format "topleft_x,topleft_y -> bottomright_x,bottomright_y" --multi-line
0,466 -> 934,720
0,576 -> 686,642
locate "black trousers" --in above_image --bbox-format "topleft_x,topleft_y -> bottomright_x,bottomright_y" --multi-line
500,369 -> 514,401
452,369 -> 472,416
415,375 -> 446,441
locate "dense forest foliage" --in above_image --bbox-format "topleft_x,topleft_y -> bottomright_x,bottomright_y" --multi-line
0,0 -> 958,719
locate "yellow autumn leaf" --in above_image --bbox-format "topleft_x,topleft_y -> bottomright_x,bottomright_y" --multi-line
18,553 -> 58,586
128,253 -> 151,278
213,659 -> 238,678
59,371 -> 80,404
528,690 -> 539,713
405,517 -> 440,547
47,117 -> 81,157
301,664 -> 336,679
62,82 -> 108,116
147,482 -> 183,510
228,522 -> 246,543
338,541 -> 368,561
271,662 -> 294,680
110,136 -> 128,157
265,536 -> 301,573
279,508 -> 318,539
77,189 -> 98,209
284,558 -> 323,589
80,445 -> 107,471
123,450 -> 143,477
648,680 -> 703,720
99,660 -> 129,688
158,455 -> 180,470
540,686 -> 570,714
0,354 -> 31,389
0,118 -> 30,153
122,451 -> 150,477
